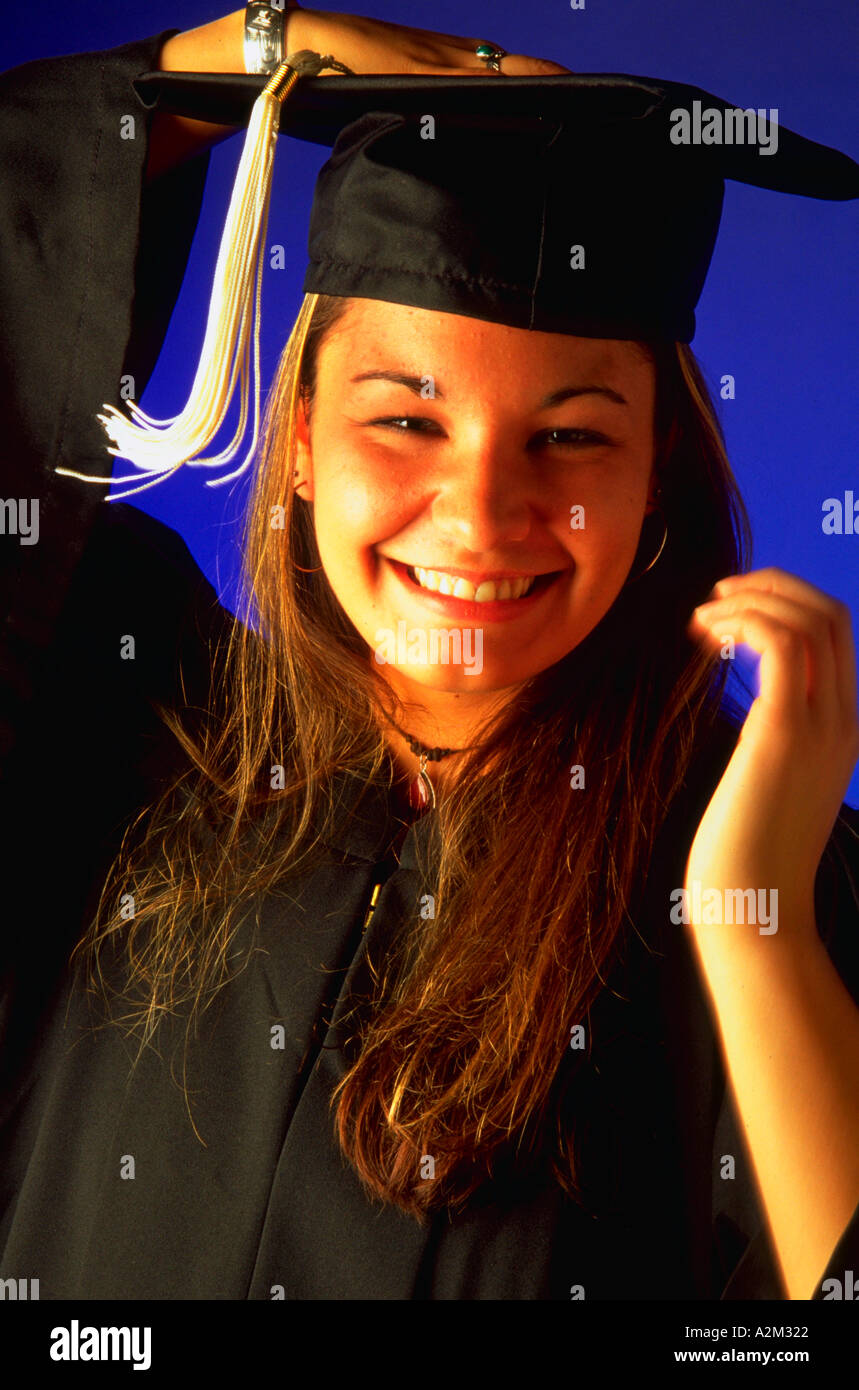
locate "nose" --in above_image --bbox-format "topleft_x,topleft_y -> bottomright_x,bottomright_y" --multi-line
429,428 -> 535,552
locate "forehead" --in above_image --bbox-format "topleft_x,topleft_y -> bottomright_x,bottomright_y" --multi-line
319,298 -> 652,382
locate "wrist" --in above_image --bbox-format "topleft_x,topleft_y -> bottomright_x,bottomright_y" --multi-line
157,5 -> 310,76
157,10 -> 246,74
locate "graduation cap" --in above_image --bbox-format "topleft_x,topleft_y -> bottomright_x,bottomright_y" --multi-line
63,55 -> 857,499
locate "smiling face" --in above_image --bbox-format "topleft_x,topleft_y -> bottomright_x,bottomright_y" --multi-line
294,297 -> 658,698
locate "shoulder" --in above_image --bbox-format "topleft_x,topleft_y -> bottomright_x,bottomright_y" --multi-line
60,501 -> 237,712
73,501 -> 225,618
88,501 -> 213,581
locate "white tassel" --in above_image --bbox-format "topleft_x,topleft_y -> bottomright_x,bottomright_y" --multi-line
56,61 -> 305,501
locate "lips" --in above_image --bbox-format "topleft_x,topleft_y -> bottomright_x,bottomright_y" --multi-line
385,557 -> 567,621
408,565 -> 536,602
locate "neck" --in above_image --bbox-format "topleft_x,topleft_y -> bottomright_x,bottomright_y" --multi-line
376,680 -> 517,801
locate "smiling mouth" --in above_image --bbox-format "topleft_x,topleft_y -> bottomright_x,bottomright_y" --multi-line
404,564 -> 560,602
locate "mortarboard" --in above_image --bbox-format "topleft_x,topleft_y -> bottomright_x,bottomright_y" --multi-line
60,59 -> 857,498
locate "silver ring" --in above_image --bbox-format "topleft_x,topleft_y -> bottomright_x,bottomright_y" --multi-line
474,43 -> 507,73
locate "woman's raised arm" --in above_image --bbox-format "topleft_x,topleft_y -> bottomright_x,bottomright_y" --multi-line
0,34 -> 212,783
146,4 -> 570,178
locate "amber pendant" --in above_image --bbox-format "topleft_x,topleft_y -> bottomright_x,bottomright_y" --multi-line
407,753 -> 436,816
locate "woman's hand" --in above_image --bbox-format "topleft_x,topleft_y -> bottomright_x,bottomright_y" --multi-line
287,8 -> 571,76
683,567 -> 859,948
149,7 -> 570,177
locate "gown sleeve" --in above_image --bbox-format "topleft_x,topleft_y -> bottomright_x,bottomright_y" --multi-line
0,30 -> 213,783
0,36 -> 234,1000
714,800 -> 859,1299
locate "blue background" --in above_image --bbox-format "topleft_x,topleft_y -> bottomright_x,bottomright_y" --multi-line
3,1 -> 858,801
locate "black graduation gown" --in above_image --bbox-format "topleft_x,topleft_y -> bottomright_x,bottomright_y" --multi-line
1,33 -> 858,1302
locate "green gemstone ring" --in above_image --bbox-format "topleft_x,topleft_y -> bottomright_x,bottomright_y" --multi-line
474,43 -> 508,72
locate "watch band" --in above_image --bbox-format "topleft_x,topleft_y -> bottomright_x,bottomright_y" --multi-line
245,1 -> 291,76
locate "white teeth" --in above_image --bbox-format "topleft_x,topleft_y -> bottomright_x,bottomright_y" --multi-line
412,566 -> 536,601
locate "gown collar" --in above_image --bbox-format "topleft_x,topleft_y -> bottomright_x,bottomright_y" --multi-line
311,763 -> 440,870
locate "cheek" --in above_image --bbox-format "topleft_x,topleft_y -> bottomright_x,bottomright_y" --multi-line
555,479 -> 651,630
563,473 -> 650,565
311,454 -> 414,576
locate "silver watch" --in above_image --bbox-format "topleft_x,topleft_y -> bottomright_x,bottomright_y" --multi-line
244,1 -> 288,75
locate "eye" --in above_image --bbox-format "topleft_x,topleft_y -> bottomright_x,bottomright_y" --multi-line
532,428 -> 612,449
368,416 -> 443,434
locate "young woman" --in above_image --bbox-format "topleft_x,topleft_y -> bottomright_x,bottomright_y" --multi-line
0,5 -> 857,1304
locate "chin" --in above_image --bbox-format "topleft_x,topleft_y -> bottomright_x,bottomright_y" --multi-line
381,654 -> 564,694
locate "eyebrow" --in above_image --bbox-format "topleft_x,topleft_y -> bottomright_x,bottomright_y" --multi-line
350,371 -> 628,408
350,371 -> 445,398
540,385 -> 628,408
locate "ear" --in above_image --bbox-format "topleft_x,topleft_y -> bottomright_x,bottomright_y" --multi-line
293,390 -> 315,503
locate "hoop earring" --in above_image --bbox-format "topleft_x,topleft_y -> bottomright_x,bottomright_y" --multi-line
626,510 -> 668,584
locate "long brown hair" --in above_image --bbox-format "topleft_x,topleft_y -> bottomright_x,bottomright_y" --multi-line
76,292 -> 752,1218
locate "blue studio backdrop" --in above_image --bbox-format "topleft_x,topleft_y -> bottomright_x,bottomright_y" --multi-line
3,1 -> 857,802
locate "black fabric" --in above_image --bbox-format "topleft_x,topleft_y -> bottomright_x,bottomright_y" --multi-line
137,69 -> 859,343
1,36 -> 859,1301
0,30 -> 209,780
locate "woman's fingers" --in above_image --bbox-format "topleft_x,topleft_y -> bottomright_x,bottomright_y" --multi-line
700,569 -> 859,725
380,56 -> 572,77
288,10 -> 571,77
691,599 -> 838,729
461,54 -> 572,77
